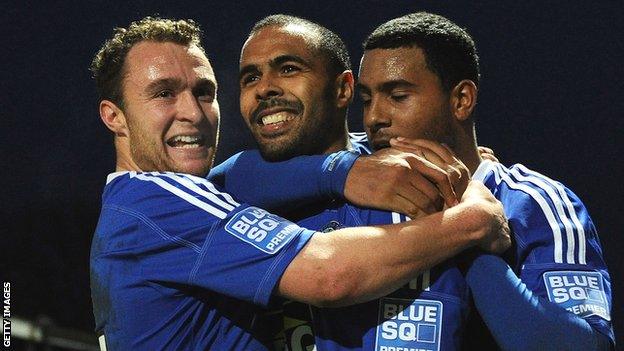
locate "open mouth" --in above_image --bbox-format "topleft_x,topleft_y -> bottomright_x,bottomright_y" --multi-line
259,111 -> 297,126
166,135 -> 206,149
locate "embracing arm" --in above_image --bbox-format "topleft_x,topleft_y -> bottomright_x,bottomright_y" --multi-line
465,255 -> 612,350
277,181 -> 511,307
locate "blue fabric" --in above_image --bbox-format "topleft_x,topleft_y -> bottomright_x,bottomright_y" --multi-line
90,171 -> 314,350
465,254 -> 611,350
208,150 -> 359,210
464,161 -> 615,349
211,134 -> 614,350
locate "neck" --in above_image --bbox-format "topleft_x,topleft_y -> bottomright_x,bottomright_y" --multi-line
320,119 -> 350,154
454,125 -> 482,175
114,137 -> 141,173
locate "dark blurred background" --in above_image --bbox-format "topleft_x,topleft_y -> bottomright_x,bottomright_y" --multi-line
2,0 -> 622,349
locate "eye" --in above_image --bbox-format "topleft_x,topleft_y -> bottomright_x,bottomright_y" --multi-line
241,74 -> 260,87
390,93 -> 409,102
196,88 -> 215,102
280,64 -> 300,75
155,90 -> 174,99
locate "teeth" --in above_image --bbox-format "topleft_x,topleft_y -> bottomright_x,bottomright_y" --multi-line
262,112 -> 295,125
172,135 -> 200,143
169,135 -> 202,148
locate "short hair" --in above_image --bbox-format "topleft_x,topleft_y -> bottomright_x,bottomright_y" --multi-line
363,12 -> 480,92
249,14 -> 351,76
90,16 -> 204,108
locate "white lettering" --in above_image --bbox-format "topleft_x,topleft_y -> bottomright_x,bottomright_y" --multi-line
569,287 -> 587,300
258,218 -> 279,231
552,287 -> 569,303
246,227 -> 267,242
549,276 -> 563,288
231,220 -> 249,235
398,323 -> 417,341
381,321 -> 398,339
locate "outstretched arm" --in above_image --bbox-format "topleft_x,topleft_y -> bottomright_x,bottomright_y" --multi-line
278,181 -> 511,307
209,147 -> 464,218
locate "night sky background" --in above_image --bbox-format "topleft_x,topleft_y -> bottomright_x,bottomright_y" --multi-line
3,0 -> 623,347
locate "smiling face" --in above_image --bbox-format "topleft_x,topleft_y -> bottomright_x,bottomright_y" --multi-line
238,25 -> 346,161
358,46 -> 455,150
106,41 -> 219,176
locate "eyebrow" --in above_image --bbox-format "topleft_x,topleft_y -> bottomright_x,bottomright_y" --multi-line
144,77 -> 217,95
239,54 -> 311,81
357,79 -> 416,94
193,78 -> 217,92
145,77 -> 183,94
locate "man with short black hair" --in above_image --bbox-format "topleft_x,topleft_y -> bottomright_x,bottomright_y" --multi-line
358,12 -> 614,350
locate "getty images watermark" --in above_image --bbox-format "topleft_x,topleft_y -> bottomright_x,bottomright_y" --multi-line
3,282 -> 9,348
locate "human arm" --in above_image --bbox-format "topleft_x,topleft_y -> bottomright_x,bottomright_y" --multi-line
208,148 -> 463,218
277,180 -> 510,307
464,162 -> 615,350
120,173 -> 508,309
465,254 -> 612,351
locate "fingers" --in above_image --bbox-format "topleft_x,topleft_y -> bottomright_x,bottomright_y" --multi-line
478,146 -> 499,162
404,155 -> 459,207
391,137 -> 470,197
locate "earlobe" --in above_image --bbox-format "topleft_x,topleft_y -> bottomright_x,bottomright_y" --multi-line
335,70 -> 355,109
100,100 -> 128,136
451,80 -> 477,121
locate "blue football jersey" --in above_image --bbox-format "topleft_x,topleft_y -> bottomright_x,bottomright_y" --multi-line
90,171 -> 315,350
211,133 -> 614,349
294,207 -> 470,351
469,160 -> 614,344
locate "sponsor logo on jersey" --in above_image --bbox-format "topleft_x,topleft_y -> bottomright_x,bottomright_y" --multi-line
225,206 -> 300,254
543,271 -> 610,321
375,298 -> 442,351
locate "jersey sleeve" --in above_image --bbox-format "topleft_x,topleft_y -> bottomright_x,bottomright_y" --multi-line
104,172 -> 315,307
494,163 -> 614,342
207,149 -> 359,210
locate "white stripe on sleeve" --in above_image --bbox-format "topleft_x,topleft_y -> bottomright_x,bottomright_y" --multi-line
135,173 -> 229,219
509,167 -> 578,264
515,165 -> 586,264
491,165 -> 566,263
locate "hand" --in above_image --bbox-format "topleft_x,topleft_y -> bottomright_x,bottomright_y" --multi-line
478,146 -> 499,162
389,137 -> 470,199
459,181 -> 511,254
344,148 -> 459,219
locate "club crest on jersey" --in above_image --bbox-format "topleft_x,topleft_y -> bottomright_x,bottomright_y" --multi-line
543,271 -> 610,321
321,220 -> 342,233
375,298 -> 442,351
225,206 -> 299,254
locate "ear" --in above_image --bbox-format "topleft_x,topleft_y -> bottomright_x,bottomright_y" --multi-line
450,80 -> 477,121
99,100 -> 129,136
334,70 -> 354,109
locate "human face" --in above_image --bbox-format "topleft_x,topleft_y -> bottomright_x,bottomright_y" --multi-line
358,47 -> 455,150
120,41 -> 219,176
239,25 -> 344,161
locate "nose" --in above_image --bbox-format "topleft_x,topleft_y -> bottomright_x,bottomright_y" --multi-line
364,96 -> 391,134
255,74 -> 283,101
176,91 -> 204,123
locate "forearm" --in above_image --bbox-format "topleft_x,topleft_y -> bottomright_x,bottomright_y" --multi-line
209,150 -> 357,209
465,254 -> 611,351
279,201 -> 489,307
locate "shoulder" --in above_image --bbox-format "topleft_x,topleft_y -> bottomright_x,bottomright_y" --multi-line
103,171 -> 240,220
475,161 -> 598,265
